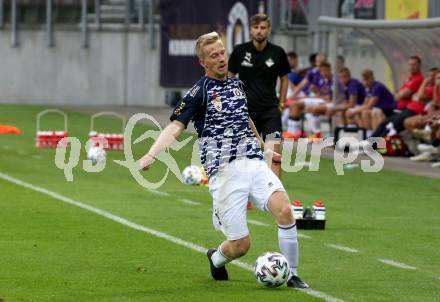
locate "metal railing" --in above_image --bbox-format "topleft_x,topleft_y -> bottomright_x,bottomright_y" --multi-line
0,0 -> 157,49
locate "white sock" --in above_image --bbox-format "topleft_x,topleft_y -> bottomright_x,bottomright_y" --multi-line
367,129 -> 373,137
287,119 -> 301,134
211,244 -> 231,268
305,113 -> 321,134
278,223 -> 299,276
281,109 -> 290,131
386,122 -> 396,136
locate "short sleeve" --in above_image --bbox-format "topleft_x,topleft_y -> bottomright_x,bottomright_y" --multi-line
348,81 -> 358,96
371,84 -> 382,98
425,86 -> 434,100
408,76 -> 424,93
404,75 -> 424,93
277,48 -> 291,77
228,47 -> 240,74
170,83 -> 204,128
306,69 -> 315,82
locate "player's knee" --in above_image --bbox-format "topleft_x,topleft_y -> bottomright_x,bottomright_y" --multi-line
272,202 -> 294,225
279,203 -> 294,223
403,118 -> 412,130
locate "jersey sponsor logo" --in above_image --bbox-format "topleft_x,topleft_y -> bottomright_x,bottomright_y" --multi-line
265,58 -> 275,67
241,52 -> 253,67
233,88 -> 245,97
173,101 -> 186,116
211,92 -> 222,112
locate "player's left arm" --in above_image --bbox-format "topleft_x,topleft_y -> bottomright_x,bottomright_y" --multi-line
395,87 -> 412,100
278,75 -> 288,110
347,94 -> 358,108
278,49 -> 291,108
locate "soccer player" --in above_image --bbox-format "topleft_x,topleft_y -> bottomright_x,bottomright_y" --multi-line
310,66 -> 365,124
370,57 -> 425,139
291,53 -> 327,98
282,51 -> 303,131
228,13 -> 290,178
286,62 -> 333,138
394,56 -> 424,110
139,32 -> 308,289
351,69 -> 395,136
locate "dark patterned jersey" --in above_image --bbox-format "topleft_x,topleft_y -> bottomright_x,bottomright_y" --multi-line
170,76 -> 264,177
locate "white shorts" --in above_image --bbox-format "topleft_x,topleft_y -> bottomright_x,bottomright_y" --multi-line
347,105 -> 361,114
302,97 -> 326,107
208,158 -> 285,241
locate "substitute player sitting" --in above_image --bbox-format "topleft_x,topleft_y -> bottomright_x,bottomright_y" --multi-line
329,67 -> 366,125
286,62 -> 333,138
139,32 -> 309,289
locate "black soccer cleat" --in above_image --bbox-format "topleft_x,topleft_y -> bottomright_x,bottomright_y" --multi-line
287,274 -> 309,289
207,248 -> 228,281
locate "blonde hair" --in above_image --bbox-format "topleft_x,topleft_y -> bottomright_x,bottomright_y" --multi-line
195,32 -> 221,59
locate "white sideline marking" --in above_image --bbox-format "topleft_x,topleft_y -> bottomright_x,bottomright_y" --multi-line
17,150 -> 27,155
32,155 -> 44,160
2,145 -> 11,150
327,244 -> 359,253
148,189 -> 199,206
0,172 -> 344,302
149,189 -> 170,197
179,198 -> 200,206
298,233 -> 312,239
248,219 -> 270,227
378,259 -> 416,270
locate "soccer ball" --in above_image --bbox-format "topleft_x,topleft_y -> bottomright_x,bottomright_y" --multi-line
87,146 -> 106,164
181,165 -> 202,185
254,252 -> 290,287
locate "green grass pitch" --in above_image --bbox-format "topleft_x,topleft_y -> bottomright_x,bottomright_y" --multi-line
0,104 -> 439,302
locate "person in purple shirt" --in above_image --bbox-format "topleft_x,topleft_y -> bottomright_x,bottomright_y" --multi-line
323,67 -> 366,125
348,69 -> 395,136
286,62 -> 333,138
290,53 -> 327,98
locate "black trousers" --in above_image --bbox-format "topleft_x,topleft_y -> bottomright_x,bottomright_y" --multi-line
371,109 -> 416,138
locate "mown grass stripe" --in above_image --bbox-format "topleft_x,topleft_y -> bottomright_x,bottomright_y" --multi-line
0,171 -> 344,302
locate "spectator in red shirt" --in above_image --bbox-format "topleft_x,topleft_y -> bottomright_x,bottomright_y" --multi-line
404,67 -> 438,132
395,56 -> 424,110
410,70 -> 440,163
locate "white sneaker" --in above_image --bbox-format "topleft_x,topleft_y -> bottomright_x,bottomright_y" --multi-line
410,151 -> 432,162
417,144 -> 438,154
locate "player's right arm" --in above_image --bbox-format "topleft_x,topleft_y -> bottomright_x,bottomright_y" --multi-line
363,95 -> 378,109
139,121 -> 185,171
291,77 -> 309,98
140,83 -> 204,171
414,77 -> 431,102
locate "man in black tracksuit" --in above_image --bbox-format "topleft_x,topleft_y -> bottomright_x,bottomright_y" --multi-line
229,13 -> 290,178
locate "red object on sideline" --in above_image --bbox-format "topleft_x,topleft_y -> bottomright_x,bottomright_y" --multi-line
0,125 -> 22,134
